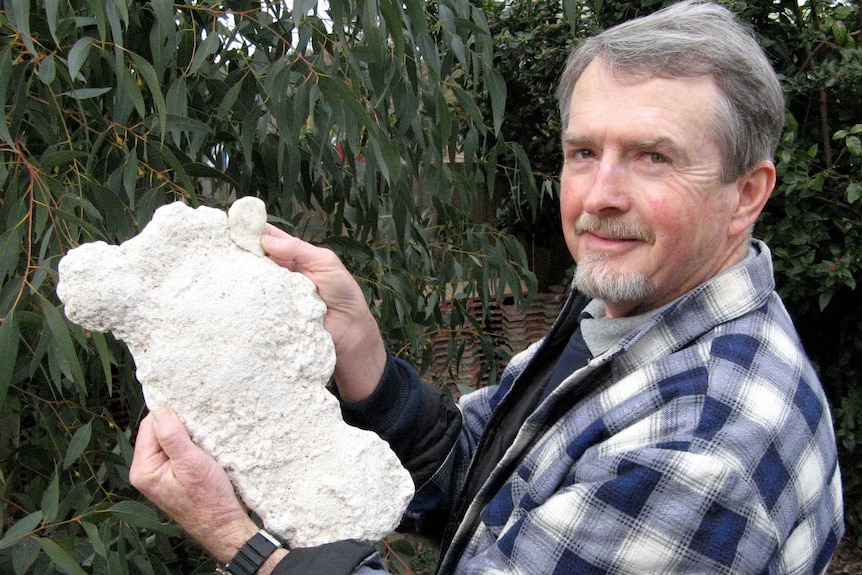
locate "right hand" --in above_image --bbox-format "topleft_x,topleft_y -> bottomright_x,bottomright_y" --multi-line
261,225 -> 387,402
129,408 -> 288,573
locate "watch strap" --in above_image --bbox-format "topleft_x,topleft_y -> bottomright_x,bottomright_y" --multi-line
222,529 -> 283,575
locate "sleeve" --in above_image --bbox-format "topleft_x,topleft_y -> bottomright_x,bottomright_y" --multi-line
270,540 -> 384,575
341,354 -> 509,538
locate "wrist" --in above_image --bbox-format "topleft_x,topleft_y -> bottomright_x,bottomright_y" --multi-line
333,315 -> 387,403
257,548 -> 289,575
218,529 -> 286,575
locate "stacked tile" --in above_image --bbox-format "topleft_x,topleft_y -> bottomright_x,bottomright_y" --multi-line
424,299 -> 492,391
501,292 -> 566,354
423,293 -> 566,393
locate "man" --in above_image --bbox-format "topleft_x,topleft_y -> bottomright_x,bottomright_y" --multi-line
129,1 -> 844,574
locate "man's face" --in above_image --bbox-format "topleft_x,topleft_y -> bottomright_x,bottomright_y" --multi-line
560,60 -> 748,318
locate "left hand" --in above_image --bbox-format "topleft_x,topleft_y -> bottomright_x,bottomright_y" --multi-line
261,224 -> 387,402
129,407 -> 258,564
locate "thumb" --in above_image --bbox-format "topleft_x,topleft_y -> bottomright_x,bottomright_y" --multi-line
150,407 -> 196,460
260,231 -> 306,272
262,230 -> 342,277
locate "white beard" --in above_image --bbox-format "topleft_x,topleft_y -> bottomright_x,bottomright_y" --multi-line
573,252 -> 657,303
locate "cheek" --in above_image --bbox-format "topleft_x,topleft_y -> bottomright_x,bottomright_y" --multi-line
648,198 -> 716,266
558,181 -> 581,256
559,177 -> 581,221
642,193 -> 690,238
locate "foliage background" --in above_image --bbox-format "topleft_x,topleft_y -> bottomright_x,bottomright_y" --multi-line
0,0 -> 859,573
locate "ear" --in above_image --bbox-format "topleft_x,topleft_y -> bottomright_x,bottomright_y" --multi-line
728,160 -> 775,237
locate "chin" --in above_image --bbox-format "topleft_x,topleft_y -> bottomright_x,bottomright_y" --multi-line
573,261 -> 657,303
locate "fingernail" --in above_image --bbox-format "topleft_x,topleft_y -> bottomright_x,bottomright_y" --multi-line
152,406 -> 174,423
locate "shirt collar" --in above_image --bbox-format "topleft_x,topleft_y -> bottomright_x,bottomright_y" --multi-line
578,245 -> 759,357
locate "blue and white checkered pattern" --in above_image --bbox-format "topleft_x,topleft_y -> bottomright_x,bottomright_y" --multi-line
419,241 -> 844,575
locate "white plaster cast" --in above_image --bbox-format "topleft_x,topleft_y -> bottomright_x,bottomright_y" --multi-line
228,196 -> 267,257
56,200 -> 414,548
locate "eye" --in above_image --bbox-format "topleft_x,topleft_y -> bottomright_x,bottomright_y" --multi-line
645,151 -> 668,164
567,148 -> 595,160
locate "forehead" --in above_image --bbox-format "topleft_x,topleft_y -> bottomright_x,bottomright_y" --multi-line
565,61 -> 722,146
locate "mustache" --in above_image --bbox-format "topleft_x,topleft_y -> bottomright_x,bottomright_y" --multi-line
575,214 -> 655,243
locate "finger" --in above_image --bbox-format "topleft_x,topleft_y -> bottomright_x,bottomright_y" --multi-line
261,234 -> 302,271
262,233 -> 338,275
262,223 -> 291,239
150,407 -> 198,463
129,412 -> 168,489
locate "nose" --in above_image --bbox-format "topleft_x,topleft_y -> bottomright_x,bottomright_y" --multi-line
581,157 -> 630,215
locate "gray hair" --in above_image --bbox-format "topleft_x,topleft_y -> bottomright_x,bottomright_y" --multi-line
557,0 -> 785,182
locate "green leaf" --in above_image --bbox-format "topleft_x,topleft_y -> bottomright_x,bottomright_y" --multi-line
91,331 -> 115,393
449,35 -> 467,70
45,0 -> 60,43
217,77 -> 245,119
166,77 -> 188,116
369,130 -> 403,184
161,113 -> 211,136
107,501 -> 178,535
115,426 -> 134,466
63,422 -> 92,470
122,149 -> 138,200
150,0 -> 175,34
847,183 -> 861,204
12,536 -> 40,574
38,54 -> 57,84
41,149 -> 88,171
149,143 -> 195,197
819,290 -> 833,311
0,48 -> 15,146
240,108 -> 259,170
184,161 -> 239,188
389,537 -> 416,556
39,537 -> 88,575
82,521 -> 107,558
67,36 -> 94,81
39,295 -> 85,386
484,65 -> 506,135
379,0 -> 404,55
8,0 -> 38,56
57,482 -> 95,527
451,84 -> 483,125
403,0 -> 428,33
66,87 -> 112,99
0,511 -> 43,548
115,65 -> 142,124
846,135 -> 862,157
0,224 -> 23,284
128,52 -> 167,138
318,76 -> 375,133
41,469 -> 61,523
189,31 -> 220,75
324,235 -> 375,262
0,310 -> 20,404
293,0 -> 318,24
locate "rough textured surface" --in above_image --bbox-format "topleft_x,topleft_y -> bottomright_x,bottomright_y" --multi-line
228,196 -> 267,257
56,200 -> 414,548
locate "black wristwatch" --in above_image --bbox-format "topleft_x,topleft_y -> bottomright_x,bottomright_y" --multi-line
218,529 -> 284,575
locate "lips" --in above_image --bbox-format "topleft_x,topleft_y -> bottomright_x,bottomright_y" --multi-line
586,230 -> 639,242
581,232 -> 644,255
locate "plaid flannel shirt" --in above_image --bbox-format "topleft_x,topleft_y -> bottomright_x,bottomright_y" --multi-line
426,241 -> 843,575
347,241 -> 844,575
